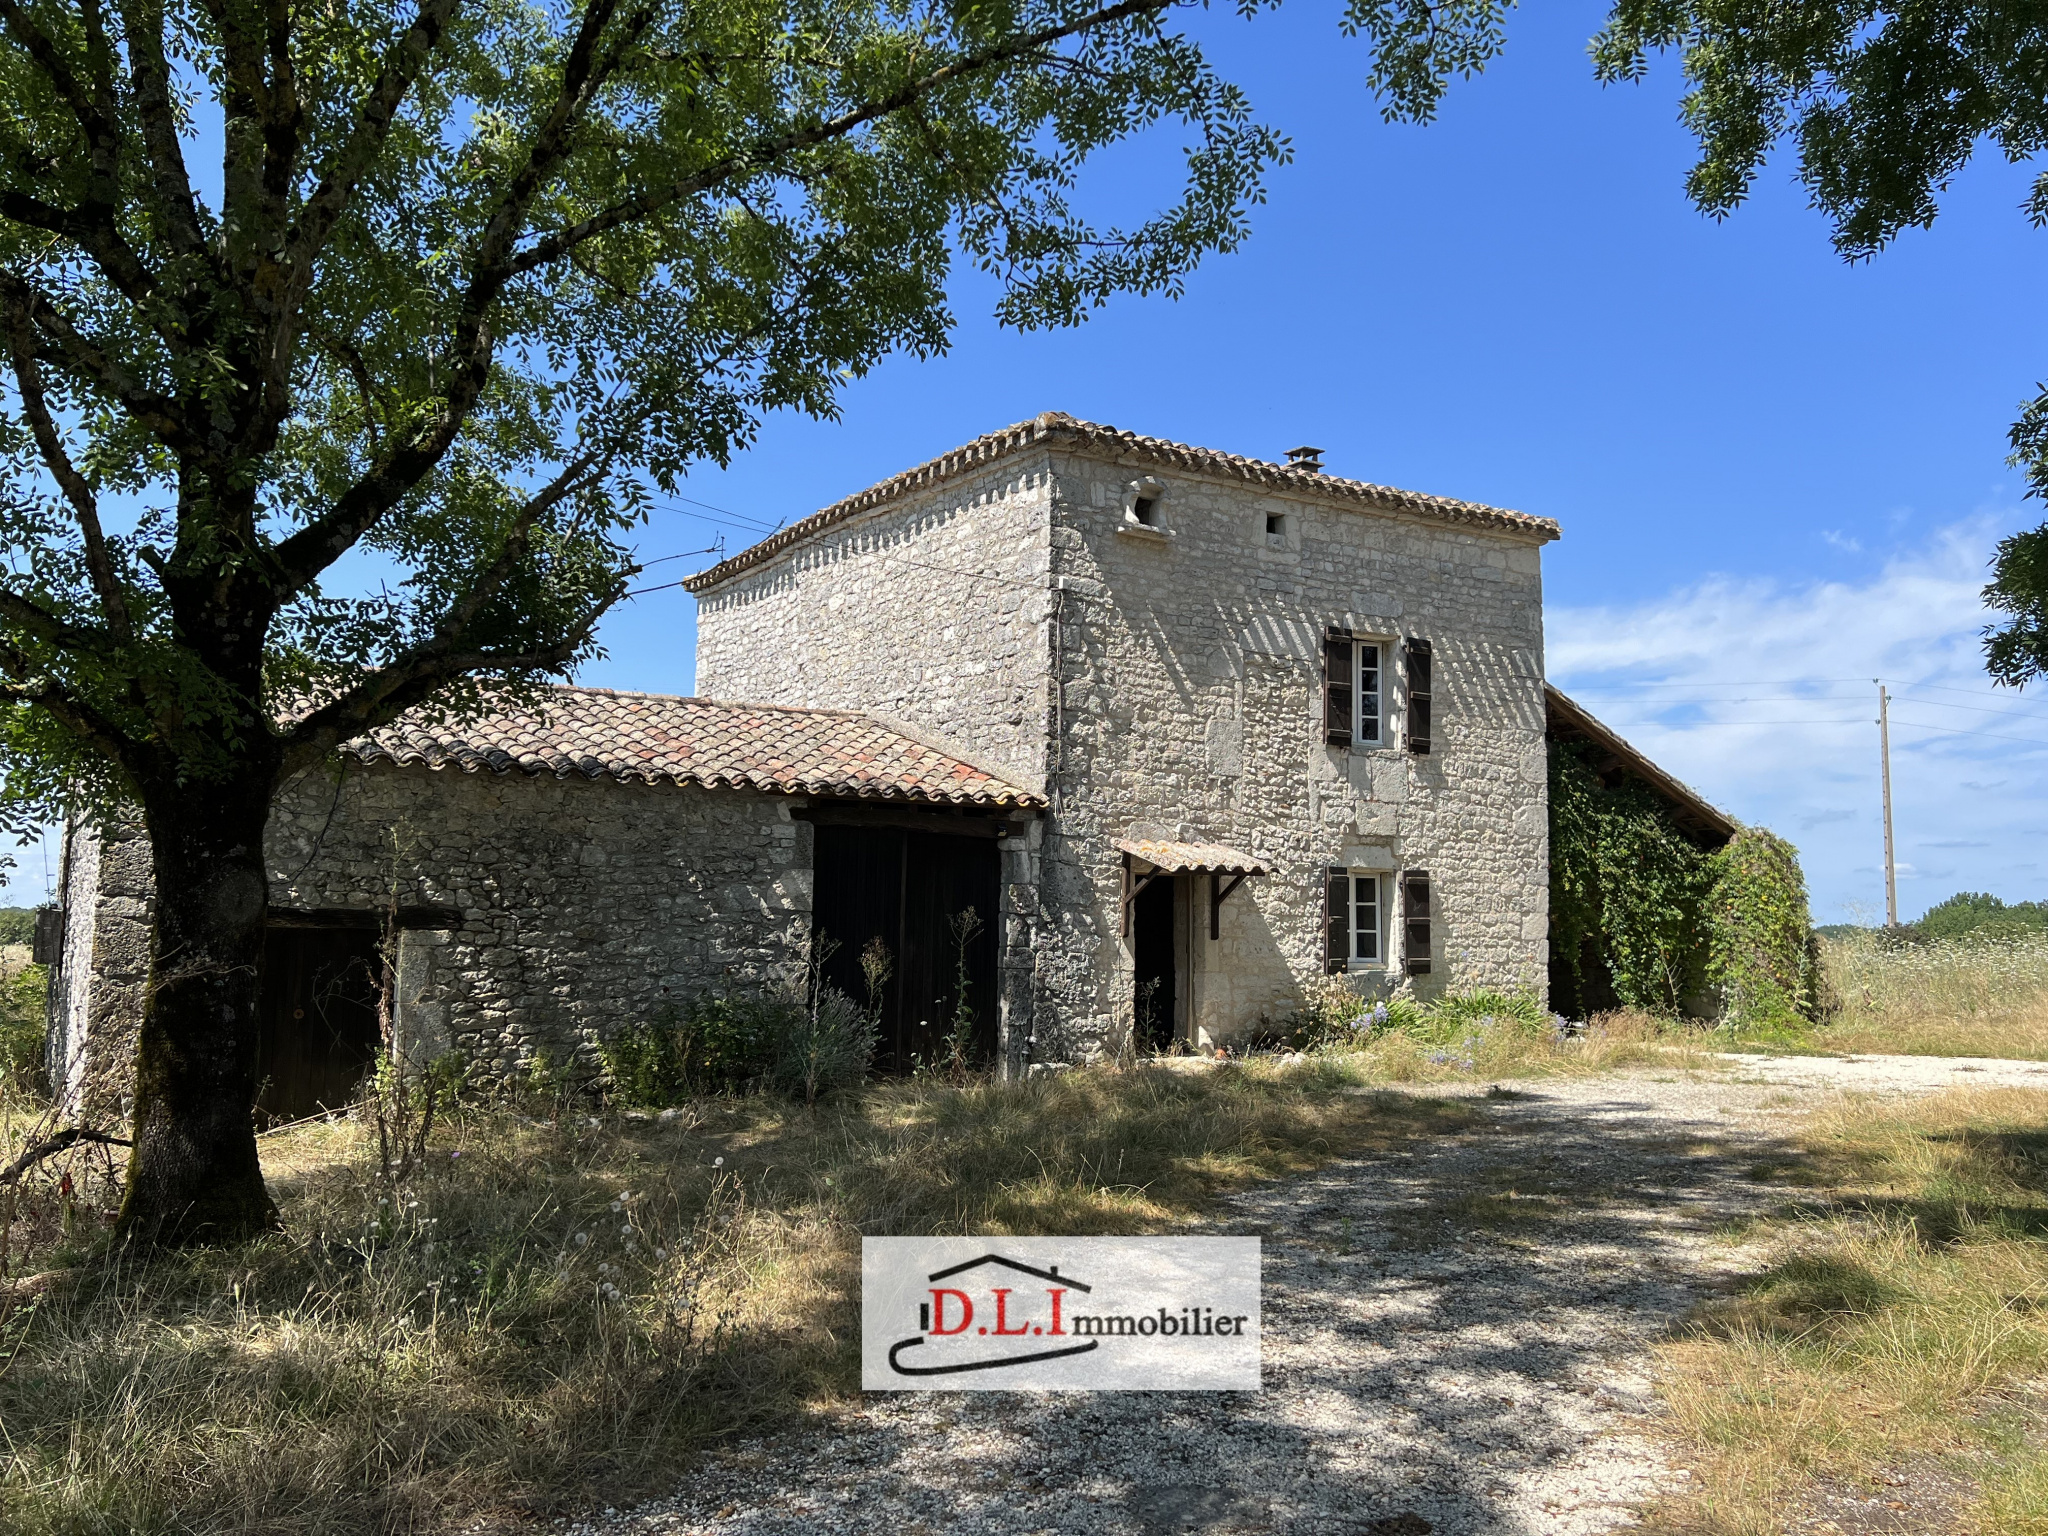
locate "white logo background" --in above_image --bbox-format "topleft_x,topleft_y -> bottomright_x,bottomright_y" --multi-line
861,1236 -> 1261,1391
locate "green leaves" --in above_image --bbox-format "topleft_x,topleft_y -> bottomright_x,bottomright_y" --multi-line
1342,0 -> 1516,125
1550,743 -> 1820,1024
0,0 -> 1289,816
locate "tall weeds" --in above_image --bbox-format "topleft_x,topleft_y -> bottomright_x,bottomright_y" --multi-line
0,1059 -> 1458,1534
1814,930 -> 2048,1059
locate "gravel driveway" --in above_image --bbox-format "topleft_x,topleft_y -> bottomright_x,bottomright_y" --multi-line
567,1056 -> 2048,1536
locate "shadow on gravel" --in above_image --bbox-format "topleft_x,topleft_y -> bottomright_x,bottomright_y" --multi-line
659,1081 -> 1817,1536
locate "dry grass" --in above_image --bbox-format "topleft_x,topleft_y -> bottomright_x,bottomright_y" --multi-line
1799,931 -> 2048,1060
1323,1005 -> 1718,1082
1641,1087 -> 2048,1535
0,1058 -> 1464,1535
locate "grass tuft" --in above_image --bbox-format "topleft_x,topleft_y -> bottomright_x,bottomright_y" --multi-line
1643,1087 -> 2048,1535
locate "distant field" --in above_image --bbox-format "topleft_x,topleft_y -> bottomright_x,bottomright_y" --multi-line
1799,931 -> 2048,1060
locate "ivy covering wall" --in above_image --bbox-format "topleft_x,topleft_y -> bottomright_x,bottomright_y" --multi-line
1548,742 -> 1822,1025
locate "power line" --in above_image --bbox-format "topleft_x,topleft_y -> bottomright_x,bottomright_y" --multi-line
1891,716 -> 2048,748
1585,711 -> 2048,749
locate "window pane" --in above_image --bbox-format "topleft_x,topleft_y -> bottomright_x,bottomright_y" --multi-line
1357,643 -> 1382,744
1353,876 -> 1379,961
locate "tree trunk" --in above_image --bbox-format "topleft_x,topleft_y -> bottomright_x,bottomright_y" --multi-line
114,776 -> 282,1246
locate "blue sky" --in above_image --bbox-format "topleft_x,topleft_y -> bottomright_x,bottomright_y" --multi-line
582,0 -> 2047,924
25,0 -> 2035,917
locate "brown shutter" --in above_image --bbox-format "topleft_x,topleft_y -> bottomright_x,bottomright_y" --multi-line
1404,637 -> 1432,754
1325,869 -> 1349,974
1403,869 -> 1432,975
31,905 -> 63,967
1323,632 -> 1353,746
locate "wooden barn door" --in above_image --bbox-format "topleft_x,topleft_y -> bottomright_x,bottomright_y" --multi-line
812,823 -> 1000,1074
256,923 -> 383,1124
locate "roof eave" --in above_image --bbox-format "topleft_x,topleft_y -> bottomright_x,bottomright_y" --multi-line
684,411 -> 1561,595
1544,685 -> 1741,845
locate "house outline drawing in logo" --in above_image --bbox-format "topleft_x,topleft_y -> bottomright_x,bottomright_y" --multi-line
886,1253 -> 1099,1377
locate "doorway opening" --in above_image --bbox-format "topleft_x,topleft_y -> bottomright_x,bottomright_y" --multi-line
256,921 -> 383,1124
811,823 -> 1001,1074
1131,873 -> 1178,1053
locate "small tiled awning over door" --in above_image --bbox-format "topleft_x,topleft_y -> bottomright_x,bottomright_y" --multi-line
1114,839 -> 1273,940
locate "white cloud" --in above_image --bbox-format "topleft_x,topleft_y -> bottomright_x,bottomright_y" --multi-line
1548,516 -> 2048,922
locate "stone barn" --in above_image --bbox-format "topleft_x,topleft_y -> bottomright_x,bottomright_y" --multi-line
47,412 -> 1728,1106
50,695 -> 1041,1118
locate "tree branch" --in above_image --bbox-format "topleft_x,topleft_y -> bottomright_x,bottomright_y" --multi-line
268,0 -> 651,597
282,0 -> 464,295
3,305 -> 133,637
0,0 -> 164,311
0,0 -> 112,150
2,272 -> 191,449
0,581 -> 119,658
0,1128 -> 132,1188
277,622 -> 611,776
117,0 -> 212,269
506,0 -> 1177,278
0,652 -> 139,772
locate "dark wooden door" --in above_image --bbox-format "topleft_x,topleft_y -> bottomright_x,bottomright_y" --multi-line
1132,874 -> 1177,1052
256,925 -> 383,1124
813,824 -> 1000,1074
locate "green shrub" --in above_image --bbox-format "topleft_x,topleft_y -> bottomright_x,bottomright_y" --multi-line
0,908 -> 36,948
601,985 -> 876,1107
1707,828 -> 1823,1028
0,962 -> 47,1093
772,987 -> 879,1105
1307,986 -> 1548,1051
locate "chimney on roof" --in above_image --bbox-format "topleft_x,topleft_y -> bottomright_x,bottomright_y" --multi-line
1285,445 -> 1325,474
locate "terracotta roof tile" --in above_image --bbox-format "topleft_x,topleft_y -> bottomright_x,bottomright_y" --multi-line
343,686 -> 1042,809
686,411 -> 1560,593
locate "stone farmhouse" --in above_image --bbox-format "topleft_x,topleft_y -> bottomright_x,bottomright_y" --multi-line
47,412 -> 1729,1118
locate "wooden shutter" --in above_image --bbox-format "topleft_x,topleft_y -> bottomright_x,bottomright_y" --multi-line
31,905 -> 63,967
1402,869 -> 1432,975
1404,637 -> 1432,754
1324,869 -> 1349,974
1323,632 -> 1353,746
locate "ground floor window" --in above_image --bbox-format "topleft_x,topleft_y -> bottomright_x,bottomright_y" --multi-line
1324,869 -> 1387,972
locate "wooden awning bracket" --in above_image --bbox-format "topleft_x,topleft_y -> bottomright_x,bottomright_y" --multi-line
1210,871 -> 1253,940
1121,852 -> 1263,940
1120,854 -> 1162,938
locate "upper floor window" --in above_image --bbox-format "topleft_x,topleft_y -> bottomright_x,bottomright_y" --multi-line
1322,632 -> 1386,747
1123,476 -> 1169,531
1324,630 -> 1433,753
1356,640 -> 1383,745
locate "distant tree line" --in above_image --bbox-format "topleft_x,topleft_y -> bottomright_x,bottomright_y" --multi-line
1880,894 -> 2048,946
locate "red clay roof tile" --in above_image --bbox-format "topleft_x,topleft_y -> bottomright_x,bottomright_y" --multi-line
344,686 -> 1041,809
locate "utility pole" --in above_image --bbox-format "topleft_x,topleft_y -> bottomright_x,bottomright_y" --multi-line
1877,680 -> 1897,928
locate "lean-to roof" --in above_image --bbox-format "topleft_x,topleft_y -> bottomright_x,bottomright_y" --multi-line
1545,685 -> 1739,846
344,685 -> 1042,809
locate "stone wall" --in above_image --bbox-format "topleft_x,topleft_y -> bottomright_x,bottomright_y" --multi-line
693,454 -> 1059,1065
51,763 -> 814,1107
694,454 -> 1056,792
1038,451 -> 1551,1050
50,819 -> 152,1115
